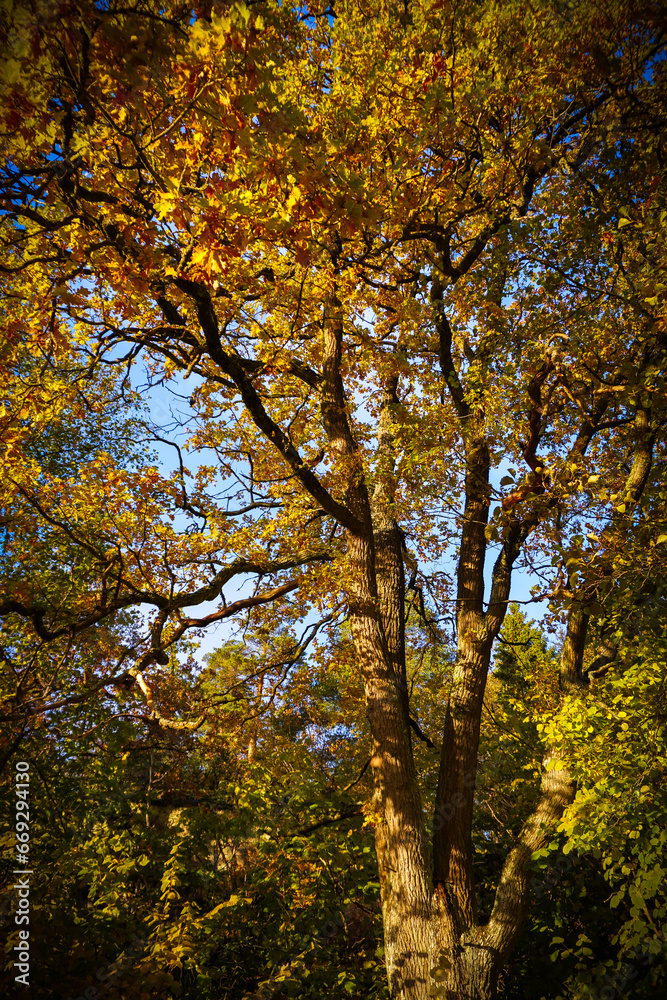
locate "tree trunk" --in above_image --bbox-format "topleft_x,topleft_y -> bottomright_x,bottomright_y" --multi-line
320,290 -> 585,999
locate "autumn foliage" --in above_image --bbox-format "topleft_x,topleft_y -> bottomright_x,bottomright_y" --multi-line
1,2 -> 667,998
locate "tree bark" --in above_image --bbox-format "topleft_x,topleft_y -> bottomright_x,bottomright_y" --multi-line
321,293 -> 433,996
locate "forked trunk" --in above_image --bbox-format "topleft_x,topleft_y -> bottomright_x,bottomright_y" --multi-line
321,290 -> 579,1000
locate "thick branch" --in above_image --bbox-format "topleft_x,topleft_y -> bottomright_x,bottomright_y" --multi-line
431,277 -> 469,420
173,278 -> 362,532
481,752 -> 576,960
320,290 -> 372,531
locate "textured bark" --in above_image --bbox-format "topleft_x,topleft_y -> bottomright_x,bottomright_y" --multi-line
321,295 -> 432,997
480,751 -> 577,958
561,608 -> 590,688
349,536 -> 433,999
433,434 -> 491,926
372,374 -> 410,720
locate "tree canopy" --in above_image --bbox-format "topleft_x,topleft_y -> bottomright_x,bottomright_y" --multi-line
1,2 -> 666,999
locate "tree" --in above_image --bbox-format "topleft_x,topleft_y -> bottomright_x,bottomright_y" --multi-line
1,1 -> 666,997
1,627 -> 386,1000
